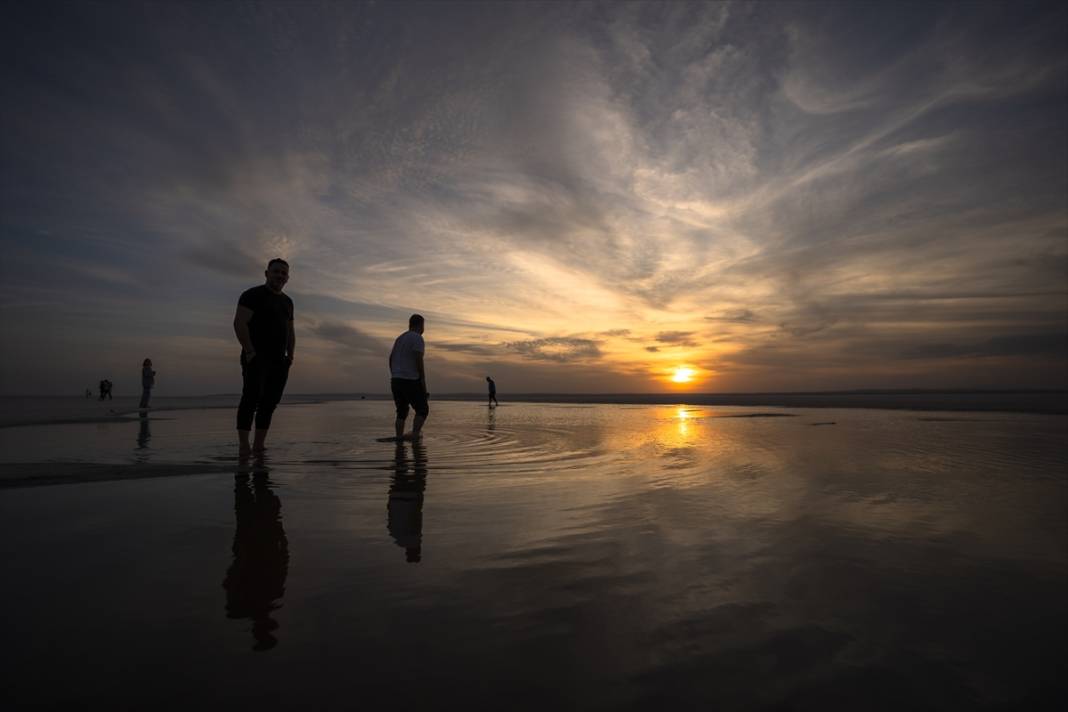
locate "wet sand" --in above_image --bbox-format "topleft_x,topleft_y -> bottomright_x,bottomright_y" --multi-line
1,401 -> 1065,709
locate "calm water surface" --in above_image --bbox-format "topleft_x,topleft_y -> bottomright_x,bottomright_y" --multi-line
1,401 -> 1065,709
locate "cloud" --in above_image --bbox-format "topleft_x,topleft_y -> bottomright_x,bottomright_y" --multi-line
436,342 -> 502,357
3,1 -> 1066,393
900,333 -> 1068,360
706,309 -> 757,323
506,337 -> 603,363
655,331 -> 698,347
312,321 -> 386,355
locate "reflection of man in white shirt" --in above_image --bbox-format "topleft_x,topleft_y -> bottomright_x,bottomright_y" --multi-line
388,314 -> 428,440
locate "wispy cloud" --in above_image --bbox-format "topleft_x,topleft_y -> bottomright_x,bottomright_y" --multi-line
2,1 -> 1065,394
506,337 -> 603,363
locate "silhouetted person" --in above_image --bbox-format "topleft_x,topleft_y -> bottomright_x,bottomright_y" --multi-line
101,379 -> 113,400
223,465 -> 289,651
85,388 -> 92,399
388,441 -> 428,563
233,258 -> 295,455
486,376 -> 498,407
139,358 -> 156,410
388,314 -> 428,441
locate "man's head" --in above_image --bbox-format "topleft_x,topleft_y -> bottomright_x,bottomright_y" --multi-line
486,376 -> 492,382
143,358 -> 152,367
409,314 -> 425,334
265,258 -> 290,293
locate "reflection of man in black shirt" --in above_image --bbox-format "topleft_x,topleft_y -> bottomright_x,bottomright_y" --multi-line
223,469 -> 289,651
233,259 -> 295,455
388,442 -> 428,563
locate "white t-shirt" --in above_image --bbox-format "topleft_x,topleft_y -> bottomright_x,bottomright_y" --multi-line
390,330 -> 425,379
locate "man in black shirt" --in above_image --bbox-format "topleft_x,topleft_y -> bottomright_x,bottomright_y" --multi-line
233,258 -> 295,455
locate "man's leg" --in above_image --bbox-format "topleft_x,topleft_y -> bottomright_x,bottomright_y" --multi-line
410,387 -> 429,439
237,356 -> 266,455
252,361 -> 290,452
391,378 -> 410,440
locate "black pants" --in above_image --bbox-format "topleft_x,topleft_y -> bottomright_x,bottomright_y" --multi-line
391,378 -> 429,419
139,387 -> 151,409
237,354 -> 290,431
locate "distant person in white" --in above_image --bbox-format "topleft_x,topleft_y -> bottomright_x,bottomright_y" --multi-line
389,314 -> 429,441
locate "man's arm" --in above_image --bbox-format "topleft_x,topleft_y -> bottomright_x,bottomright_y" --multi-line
233,305 -> 256,358
415,351 -> 427,396
286,320 -> 295,364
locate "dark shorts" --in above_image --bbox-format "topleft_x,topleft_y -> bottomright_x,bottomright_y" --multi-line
391,378 -> 429,419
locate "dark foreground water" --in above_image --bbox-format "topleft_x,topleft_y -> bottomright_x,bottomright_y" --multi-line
1,402 -> 1065,710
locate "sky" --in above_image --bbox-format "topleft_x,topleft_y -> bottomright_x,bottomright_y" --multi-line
3,0 -> 1066,396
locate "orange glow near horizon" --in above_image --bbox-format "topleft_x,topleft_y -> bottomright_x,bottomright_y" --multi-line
666,366 -> 700,388
671,366 -> 696,383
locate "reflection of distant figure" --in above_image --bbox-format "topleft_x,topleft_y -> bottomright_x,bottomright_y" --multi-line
486,376 -> 498,407
388,442 -> 428,563
139,358 -> 156,410
136,412 -> 151,449
223,465 -> 289,651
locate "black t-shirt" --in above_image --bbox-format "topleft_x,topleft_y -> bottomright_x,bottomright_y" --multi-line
238,285 -> 294,358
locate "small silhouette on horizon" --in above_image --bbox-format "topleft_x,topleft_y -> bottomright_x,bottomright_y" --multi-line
486,376 -> 498,407
139,358 -> 156,410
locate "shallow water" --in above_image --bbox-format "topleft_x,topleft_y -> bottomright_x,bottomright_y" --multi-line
1,401 -> 1065,709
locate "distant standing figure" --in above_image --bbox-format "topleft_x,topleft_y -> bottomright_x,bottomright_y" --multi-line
98,380 -> 106,400
389,314 -> 429,441
486,376 -> 498,407
140,358 -> 156,409
233,258 -> 295,455
85,388 -> 92,399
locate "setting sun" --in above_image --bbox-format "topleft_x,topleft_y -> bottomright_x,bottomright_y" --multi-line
671,367 -> 696,383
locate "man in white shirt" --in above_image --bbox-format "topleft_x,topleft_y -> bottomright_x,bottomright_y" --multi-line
388,314 -> 429,440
